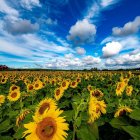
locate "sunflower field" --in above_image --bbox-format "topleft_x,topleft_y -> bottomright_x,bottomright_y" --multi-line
0,71 -> 140,140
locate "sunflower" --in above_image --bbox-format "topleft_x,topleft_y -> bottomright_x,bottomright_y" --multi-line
35,98 -> 57,117
88,97 -> 106,123
70,81 -> 78,88
33,80 -> 43,90
16,109 -> 30,127
90,89 -> 103,98
7,90 -> 21,102
87,85 -> 93,91
27,84 -> 34,92
114,105 -> 132,117
54,87 -> 64,101
23,109 -> 69,140
10,84 -> 20,92
125,85 -> 133,96
116,81 -> 126,96
0,78 -> 7,84
61,80 -> 69,90
0,95 -> 5,106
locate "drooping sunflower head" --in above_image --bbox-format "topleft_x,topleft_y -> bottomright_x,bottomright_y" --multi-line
35,98 -> 57,117
0,95 -> 5,106
7,90 -> 21,102
23,109 -> 69,140
16,109 -> 30,127
54,87 -> 64,101
88,98 -> 106,123
114,105 -> 133,117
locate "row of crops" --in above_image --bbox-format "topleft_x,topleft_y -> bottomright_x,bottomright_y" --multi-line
0,71 -> 140,140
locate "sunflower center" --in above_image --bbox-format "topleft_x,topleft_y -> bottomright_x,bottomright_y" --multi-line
36,117 -> 57,140
39,103 -> 50,115
11,86 -> 17,91
72,82 -> 76,86
11,92 -> 17,98
119,110 -> 126,116
92,90 -> 100,97
62,82 -> 66,87
35,84 -> 39,88
29,85 -> 33,90
56,89 -> 60,96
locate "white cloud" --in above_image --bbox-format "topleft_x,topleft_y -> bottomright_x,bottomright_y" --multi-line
101,0 -> 119,7
20,0 -> 41,10
67,19 -> 96,44
105,52 -> 140,67
0,0 -> 19,16
3,19 -> 39,35
76,47 -> 86,55
101,36 -> 140,51
85,0 -> 120,20
83,55 -> 101,65
102,41 -> 122,57
65,53 -> 74,59
112,16 -> 140,36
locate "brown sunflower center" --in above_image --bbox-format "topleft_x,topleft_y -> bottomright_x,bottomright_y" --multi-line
29,85 -> 34,90
56,89 -> 60,96
93,90 -> 100,97
35,84 -> 39,88
62,82 -> 66,87
11,86 -> 18,91
72,82 -> 76,86
119,110 -> 126,116
36,117 -> 57,140
77,79 -> 80,82
39,103 -> 50,115
11,92 -> 17,98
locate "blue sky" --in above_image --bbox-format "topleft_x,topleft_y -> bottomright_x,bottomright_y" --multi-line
0,0 -> 140,69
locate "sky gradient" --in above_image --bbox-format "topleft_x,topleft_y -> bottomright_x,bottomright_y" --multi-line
0,0 -> 140,69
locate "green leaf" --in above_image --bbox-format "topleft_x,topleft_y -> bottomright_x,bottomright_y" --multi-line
0,120 -> 13,133
89,122 -> 99,140
0,136 -> 13,140
81,112 -> 88,121
77,125 -> 96,140
122,126 -> 140,140
129,109 -> 140,121
76,116 -> 81,127
110,117 -> 129,129
13,127 -> 26,139
63,110 -> 74,122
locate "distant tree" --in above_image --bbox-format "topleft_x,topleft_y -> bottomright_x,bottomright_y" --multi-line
0,65 -> 9,71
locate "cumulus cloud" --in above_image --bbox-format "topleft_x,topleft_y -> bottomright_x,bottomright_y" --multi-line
105,52 -> 140,67
102,41 -> 122,58
67,19 -> 96,44
76,47 -> 86,55
112,16 -> 140,36
3,19 -> 39,35
20,0 -> 41,10
83,55 -> 101,65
